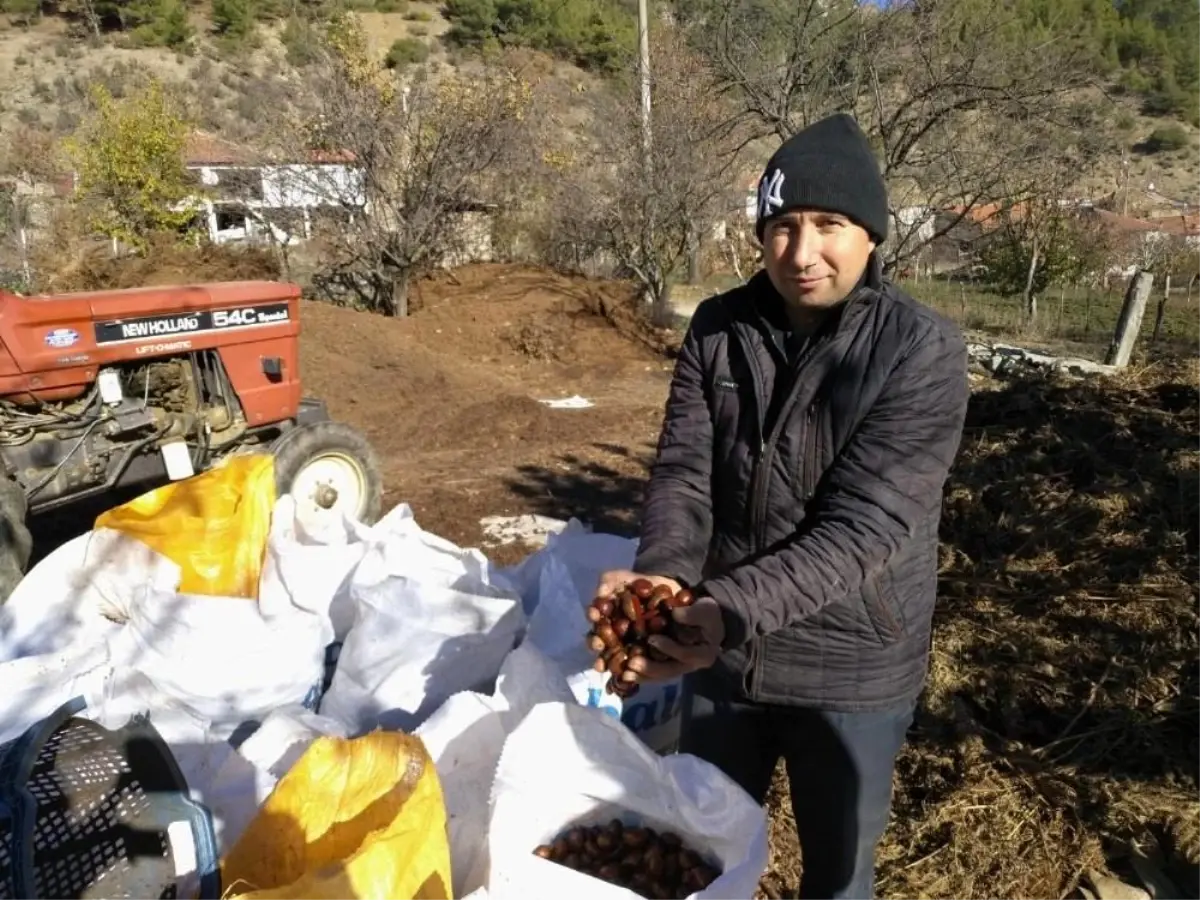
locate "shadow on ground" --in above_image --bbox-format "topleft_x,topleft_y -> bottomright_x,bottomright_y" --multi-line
503,443 -> 656,538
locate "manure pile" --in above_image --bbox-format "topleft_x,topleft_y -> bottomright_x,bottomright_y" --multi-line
876,360 -> 1199,900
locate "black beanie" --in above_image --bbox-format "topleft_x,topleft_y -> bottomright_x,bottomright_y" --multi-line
754,113 -> 889,245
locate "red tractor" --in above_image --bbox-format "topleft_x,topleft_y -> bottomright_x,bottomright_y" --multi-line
0,280 -> 383,602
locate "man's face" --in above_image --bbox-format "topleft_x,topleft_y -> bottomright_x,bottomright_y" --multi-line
761,210 -> 876,310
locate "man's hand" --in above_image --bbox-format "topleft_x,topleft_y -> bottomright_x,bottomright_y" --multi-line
622,597 -> 724,684
595,570 -> 681,600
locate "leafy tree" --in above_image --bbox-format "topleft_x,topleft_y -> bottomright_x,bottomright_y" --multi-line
1141,123 -> 1189,153
444,0 -> 634,72
63,78 -> 201,249
978,201 -> 1115,321
385,36 -> 429,68
212,0 -> 257,39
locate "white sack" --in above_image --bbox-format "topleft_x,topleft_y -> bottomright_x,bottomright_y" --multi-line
0,643 -> 114,744
416,641 -> 575,899
105,587 -> 331,725
486,702 -> 769,900
525,536 -> 686,754
321,504 -> 525,735
0,530 -> 179,663
257,494 -> 373,638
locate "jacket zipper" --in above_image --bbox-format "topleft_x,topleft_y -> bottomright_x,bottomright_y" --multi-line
735,285 -> 870,698
746,284 -> 871,545
741,338 -> 821,698
749,337 -> 826,550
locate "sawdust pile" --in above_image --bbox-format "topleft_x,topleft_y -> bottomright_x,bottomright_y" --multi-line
882,361 -> 1198,899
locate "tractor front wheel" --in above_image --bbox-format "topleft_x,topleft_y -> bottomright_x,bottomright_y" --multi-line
272,421 -> 383,525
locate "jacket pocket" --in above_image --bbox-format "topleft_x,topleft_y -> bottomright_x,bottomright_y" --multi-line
861,570 -> 906,645
793,401 -> 822,503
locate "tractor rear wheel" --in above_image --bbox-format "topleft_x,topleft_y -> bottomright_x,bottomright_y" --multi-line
272,421 -> 383,525
0,477 -> 32,604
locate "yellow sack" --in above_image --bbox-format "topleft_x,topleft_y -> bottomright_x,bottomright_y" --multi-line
220,730 -> 453,900
94,454 -> 275,600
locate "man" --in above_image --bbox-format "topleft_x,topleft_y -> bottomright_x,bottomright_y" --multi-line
594,113 -> 970,899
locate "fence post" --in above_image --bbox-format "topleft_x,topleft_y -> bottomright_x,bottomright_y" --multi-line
1104,270 -> 1154,367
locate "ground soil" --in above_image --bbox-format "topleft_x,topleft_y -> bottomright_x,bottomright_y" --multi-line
296,263 -> 679,559
21,255 -> 1200,899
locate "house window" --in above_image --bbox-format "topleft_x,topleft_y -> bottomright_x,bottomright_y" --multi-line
215,207 -> 246,232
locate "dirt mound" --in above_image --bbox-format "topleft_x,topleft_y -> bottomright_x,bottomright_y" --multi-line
293,263 -> 673,552
35,238 -> 282,293
408,263 -> 680,360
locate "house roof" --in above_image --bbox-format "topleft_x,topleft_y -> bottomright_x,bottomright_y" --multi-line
944,201 -> 1030,229
183,132 -> 259,166
308,148 -> 357,164
1147,213 -> 1200,237
1081,208 -> 1179,235
182,131 -> 357,167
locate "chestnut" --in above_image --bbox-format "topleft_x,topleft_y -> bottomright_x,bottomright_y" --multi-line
621,592 -> 644,622
644,845 -> 665,877
671,588 -> 696,607
622,826 -> 650,848
533,844 -> 554,859
595,621 -> 620,649
605,646 -> 629,672
628,871 -> 653,895
650,583 -> 675,604
682,865 -> 712,892
630,578 -> 654,598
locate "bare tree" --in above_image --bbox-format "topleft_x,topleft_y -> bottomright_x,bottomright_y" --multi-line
1145,235 -> 1198,344
547,26 -> 747,323
680,0 -> 1113,273
0,126 -> 66,287
279,16 -> 541,315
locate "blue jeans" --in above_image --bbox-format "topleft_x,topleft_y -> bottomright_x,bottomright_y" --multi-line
679,682 -> 916,900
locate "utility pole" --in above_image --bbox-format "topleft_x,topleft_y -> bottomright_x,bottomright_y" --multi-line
637,0 -> 652,172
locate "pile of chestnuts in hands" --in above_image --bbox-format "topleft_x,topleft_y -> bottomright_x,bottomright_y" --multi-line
586,579 -> 696,698
534,819 -> 721,899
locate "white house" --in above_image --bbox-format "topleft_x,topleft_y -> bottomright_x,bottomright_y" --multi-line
181,132 -> 365,246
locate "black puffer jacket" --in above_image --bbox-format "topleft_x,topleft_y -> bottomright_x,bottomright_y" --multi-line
633,256 -> 969,711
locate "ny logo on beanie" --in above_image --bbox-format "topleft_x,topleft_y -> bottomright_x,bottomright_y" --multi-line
758,169 -> 785,220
